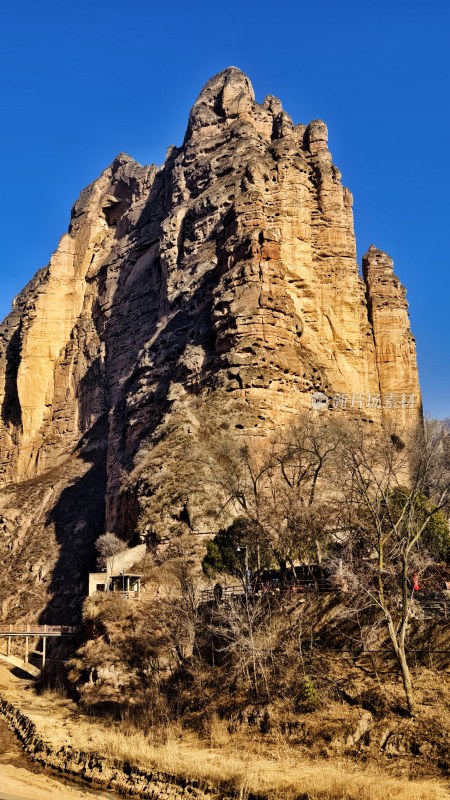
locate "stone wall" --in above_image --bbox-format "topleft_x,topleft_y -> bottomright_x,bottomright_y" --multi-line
0,695 -> 243,800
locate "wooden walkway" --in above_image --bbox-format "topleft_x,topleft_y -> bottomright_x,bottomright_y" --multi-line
0,625 -> 78,636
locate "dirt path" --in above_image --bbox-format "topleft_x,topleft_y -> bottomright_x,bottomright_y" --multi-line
0,764 -> 114,800
0,717 -> 113,799
0,667 -> 116,800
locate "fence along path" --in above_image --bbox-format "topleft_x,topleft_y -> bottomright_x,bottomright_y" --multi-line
200,583 -> 450,620
200,578 -> 337,603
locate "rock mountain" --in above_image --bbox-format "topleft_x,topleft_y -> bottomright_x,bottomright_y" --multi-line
0,68 -> 421,622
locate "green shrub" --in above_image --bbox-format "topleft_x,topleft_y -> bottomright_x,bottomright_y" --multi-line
297,676 -> 320,712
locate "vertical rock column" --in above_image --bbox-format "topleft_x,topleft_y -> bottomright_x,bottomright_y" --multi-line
363,245 -> 422,430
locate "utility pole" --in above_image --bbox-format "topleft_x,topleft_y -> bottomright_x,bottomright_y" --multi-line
244,545 -> 252,596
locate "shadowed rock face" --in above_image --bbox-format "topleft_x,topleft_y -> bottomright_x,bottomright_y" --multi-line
0,68 -> 422,622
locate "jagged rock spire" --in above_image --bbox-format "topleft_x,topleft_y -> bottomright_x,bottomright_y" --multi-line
363,245 -> 421,419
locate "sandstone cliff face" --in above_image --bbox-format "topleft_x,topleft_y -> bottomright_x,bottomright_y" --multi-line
363,245 -> 421,425
0,68 -> 422,622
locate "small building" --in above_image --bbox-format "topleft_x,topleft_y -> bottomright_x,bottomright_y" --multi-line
88,542 -> 146,600
88,572 -> 142,599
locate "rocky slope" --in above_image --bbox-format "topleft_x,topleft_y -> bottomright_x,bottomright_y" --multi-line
0,67 -> 422,623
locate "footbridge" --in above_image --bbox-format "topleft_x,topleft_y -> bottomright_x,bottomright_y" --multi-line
0,625 -> 79,674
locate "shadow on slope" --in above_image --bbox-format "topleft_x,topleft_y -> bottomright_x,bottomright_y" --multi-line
38,416 -> 108,625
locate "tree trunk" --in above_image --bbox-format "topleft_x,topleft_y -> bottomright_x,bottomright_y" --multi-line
315,538 -> 322,566
397,552 -> 415,715
384,608 -> 416,716
396,643 -> 416,716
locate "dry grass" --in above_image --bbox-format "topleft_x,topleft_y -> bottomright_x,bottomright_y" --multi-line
6,681 -> 449,800
77,723 -> 449,800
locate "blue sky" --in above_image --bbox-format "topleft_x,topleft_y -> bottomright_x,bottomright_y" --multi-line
1,0 -> 449,417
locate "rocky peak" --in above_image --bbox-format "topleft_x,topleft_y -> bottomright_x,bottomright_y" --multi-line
304,119 -> 328,153
186,67 -> 301,148
0,69 -> 423,623
363,245 -> 408,309
187,67 -> 255,133
363,245 -> 420,421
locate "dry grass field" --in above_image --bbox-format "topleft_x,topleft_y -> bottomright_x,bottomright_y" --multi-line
2,673 -> 447,800
83,722 -> 450,800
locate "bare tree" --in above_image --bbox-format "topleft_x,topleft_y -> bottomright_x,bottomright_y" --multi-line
200,416 -> 344,576
199,414 -> 450,716
201,435 -> 275,525
208,591 -> 277,699
159,557 -> 202,664
270,415 -> 344,568
337,420 -> 450,715
95,532 -> 124,572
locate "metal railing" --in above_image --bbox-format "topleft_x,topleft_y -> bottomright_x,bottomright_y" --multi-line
200,585 -> 244,603
200,579 -> 339,603
0,624 -> 79,635
92,590 -> 141,600
413,593 -> 450,619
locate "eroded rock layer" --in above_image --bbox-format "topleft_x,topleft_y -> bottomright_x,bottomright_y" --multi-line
0,68 -> 422,622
